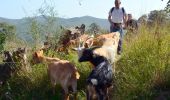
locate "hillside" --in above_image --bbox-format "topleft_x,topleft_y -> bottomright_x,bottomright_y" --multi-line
0,16 -> 109,41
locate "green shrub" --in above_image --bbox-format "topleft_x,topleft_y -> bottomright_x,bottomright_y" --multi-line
115,24 -> 170,99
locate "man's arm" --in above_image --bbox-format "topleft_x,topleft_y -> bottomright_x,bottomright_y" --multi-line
123,14 -> 128,28
108,15 -> 113,24
108,14 -> 115,28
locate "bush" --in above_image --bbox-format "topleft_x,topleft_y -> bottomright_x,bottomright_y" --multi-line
115,24 -> 170,99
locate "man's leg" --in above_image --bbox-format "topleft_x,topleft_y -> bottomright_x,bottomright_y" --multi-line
110,25 -> 118,32
110,25 -> 123,55
117,39 -> 122,55
117,28 -> 124,55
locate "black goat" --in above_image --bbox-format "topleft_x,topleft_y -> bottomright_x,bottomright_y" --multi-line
0,51 -> 15,85
78,47 -> 113,100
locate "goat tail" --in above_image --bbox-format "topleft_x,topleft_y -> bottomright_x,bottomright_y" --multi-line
75,71 -> 80,79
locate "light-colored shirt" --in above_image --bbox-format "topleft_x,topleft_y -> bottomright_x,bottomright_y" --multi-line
109,7 -> 126,23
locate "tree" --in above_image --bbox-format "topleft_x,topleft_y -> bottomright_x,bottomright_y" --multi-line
0,23 -> 16,52
27,0 -> 58,50
138,14 -> 148,25
165,0 -> 170,20
38,1 -> 57,40
28,18 -> 41,49
148,10 -> 168,25
164,0 -> 170,13
88,23 -> 100,35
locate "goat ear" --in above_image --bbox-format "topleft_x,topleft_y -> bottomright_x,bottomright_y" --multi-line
84,43 -> 89,48
23,47 -> 26,51
15,50 -> 20,55
39,50 -> 43,56
32,52 -> 38,59
34,52 -> 38,57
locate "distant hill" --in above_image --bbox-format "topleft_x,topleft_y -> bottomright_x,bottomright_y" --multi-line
0,16 -> 110,41
57,16 -> 109,29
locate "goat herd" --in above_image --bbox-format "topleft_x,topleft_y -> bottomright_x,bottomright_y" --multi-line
0,30 -> 120,100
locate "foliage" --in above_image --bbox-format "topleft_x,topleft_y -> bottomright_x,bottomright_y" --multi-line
165,0 -> 170,13
87,22 -> 101,35
27,0 -> 58,50
138,14 -> 148,25
138,10 -> 170,27
115,24 -> 170,99
28,18 -> 42,49
148,10 -> 169,25
0,23 -> 16,52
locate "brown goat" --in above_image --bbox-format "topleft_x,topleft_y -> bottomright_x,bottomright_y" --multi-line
92,32 -> 120,47
74,32 -> 120,73
33,50 -> 80,100
77,32 -> 120,48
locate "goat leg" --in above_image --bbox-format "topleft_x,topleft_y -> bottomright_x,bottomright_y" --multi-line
73,92 -> 78,100
64,93 -> 69,100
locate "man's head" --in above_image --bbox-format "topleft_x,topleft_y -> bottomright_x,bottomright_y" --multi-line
115,0 -> 121,8
128,14 -> 132,20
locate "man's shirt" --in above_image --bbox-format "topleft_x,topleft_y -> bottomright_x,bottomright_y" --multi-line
109,7 -> 126,23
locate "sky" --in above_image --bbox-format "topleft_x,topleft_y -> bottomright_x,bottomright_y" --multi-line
0,0 -> 168,19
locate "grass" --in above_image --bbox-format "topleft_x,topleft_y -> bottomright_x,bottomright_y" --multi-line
114,24 -> 170,99
0,24 -> 170,100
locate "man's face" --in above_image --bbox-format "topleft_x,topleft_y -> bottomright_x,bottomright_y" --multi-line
115,0 -> 121,8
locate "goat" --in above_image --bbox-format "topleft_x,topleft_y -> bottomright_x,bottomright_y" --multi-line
33,49 -> 80,100
92,32 -> 120,47
78,47 -> 113,100
74,32 -> 120,73
75,24 -> 86,34
94,35 -> 119,63
72,32 -> 120,100
0,51 -> 15,85
0,48 -> 28,85
69,34 -> 94,49
12,47 -> 28,71
57,34 -> 93,53
77,32 -> 119,49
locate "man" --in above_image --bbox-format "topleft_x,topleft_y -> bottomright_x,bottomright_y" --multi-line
126,14 -> 139,33
108,0 -> 128,55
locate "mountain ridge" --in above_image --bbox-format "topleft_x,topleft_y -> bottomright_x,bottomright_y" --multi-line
0,16 -> 110,41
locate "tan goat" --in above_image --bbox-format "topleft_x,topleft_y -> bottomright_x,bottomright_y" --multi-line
74,32 -> 120,73
33,50 -> 80,100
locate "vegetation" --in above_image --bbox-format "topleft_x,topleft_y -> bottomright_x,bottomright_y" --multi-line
115,23 -> 170,99
87,22 -> 101,35
0,23 -> 16,52
148,10 -> 169,26
165,0 -> 170,13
